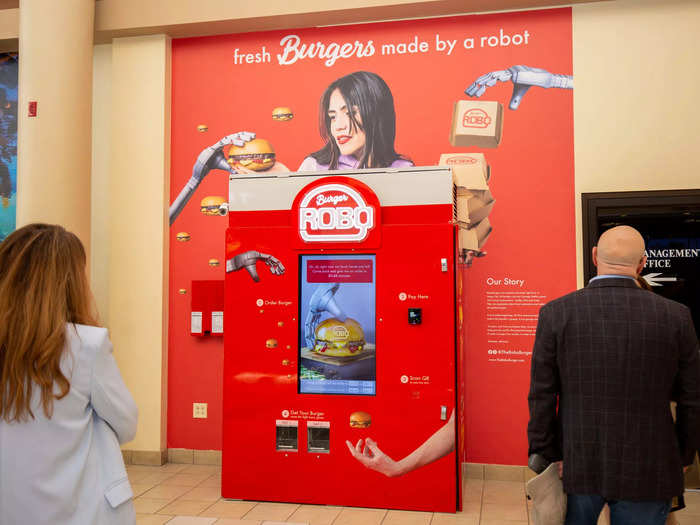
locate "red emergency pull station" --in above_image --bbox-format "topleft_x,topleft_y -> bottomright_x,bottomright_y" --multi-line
190,280 -> 224,337
28,101 -> 37,117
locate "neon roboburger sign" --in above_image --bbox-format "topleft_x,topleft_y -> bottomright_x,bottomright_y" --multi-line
295,178 -> 378,243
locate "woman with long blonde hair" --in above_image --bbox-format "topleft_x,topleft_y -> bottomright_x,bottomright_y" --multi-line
0,223 -> 138,525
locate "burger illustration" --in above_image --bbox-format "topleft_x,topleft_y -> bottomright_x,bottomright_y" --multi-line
175,232 -> 191,242
266,338 -> 278,349
197,124 -> 208,132
349,411 -> 371,428
178,288 -> 187,295
227,138 -> 275,171
272,107 -> 294,121
208,258 -> 220,267
313,318 -> 365,357
200,195 -> 227,216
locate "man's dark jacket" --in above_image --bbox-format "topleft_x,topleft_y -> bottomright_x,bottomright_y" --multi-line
528,277 -> 700,501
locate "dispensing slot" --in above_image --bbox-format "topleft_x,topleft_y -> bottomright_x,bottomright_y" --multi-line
307,421 -> 330,453
276,420 -> 298,452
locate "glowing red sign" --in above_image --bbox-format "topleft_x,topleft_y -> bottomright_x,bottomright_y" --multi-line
294,177 -> 380,244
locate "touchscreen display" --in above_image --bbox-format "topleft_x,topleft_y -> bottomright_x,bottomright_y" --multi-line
299,254 -> 376,395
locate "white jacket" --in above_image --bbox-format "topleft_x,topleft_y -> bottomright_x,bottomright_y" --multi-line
0,324 -> 138,525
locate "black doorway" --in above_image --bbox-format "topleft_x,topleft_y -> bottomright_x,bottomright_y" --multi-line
583,189 -> 700,332
582,189 -> 700,489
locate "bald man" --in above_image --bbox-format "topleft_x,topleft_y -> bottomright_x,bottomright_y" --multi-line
528,226 -> 700,525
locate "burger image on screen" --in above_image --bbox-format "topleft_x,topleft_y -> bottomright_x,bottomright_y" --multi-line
197,124 -> 208,132
200,195 -> 227,216
313,318 -> 365,357
272,107 -> 294,121
176,232 -> 191,242
208,258 -> 220,267
349,411 -> 371,428
227,138 -> 276,171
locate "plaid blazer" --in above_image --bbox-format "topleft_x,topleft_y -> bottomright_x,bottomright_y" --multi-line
527,277 -> 700,501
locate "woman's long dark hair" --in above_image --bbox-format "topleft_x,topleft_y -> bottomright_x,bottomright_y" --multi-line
310,71 -> 409,169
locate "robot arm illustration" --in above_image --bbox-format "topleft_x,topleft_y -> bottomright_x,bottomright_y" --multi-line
225,250 -> 285,282
304,283 -> 347,348
460,249 -> 487,268
169,131 -> 256,225
466,65 -> 573,110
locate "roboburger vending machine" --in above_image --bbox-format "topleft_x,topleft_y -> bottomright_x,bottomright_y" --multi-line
222,167 -> 463,512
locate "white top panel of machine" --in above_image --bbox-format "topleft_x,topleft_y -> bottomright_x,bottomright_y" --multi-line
228,166 -> 453,211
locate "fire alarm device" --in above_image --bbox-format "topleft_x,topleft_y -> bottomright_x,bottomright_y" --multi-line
28,101 -> 38,117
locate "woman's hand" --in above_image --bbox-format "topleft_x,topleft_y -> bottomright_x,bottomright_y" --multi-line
345,438 -> 403,477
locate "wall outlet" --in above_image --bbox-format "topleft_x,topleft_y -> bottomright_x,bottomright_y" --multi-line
193,402 -> 208,419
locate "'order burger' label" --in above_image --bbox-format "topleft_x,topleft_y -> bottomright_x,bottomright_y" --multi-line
298,183 -> 375,242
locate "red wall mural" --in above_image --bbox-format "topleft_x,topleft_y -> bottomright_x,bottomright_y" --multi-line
169,7 -> 575,465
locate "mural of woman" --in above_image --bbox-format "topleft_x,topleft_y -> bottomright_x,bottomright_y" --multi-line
168,71 -> 412,224
298,71 -> 412,171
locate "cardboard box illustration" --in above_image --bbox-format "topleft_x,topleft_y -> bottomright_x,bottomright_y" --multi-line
456,190 -> 495,227
449,100 -> 503,148
439,152 -> 495,227
439,152 -> 489,191
458,217 -> 492,252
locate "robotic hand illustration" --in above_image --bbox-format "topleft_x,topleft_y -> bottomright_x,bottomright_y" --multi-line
225,250 -> 285,282
304,283 -> 347,348
169,131 -> 256,225
460,249 -> 487,268
465,65 -> 573,110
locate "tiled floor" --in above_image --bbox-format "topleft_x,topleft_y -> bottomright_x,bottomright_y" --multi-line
127,463 -> 700,525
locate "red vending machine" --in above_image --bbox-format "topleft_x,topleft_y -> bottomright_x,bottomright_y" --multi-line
222,167 -> 462,512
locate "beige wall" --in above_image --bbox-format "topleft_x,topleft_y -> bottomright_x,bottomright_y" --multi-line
572,0 -> 700,286
107,35 -> 171,453
91,44 -> 112,324
83,0 -> 700,454
0,0 -> 604,50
